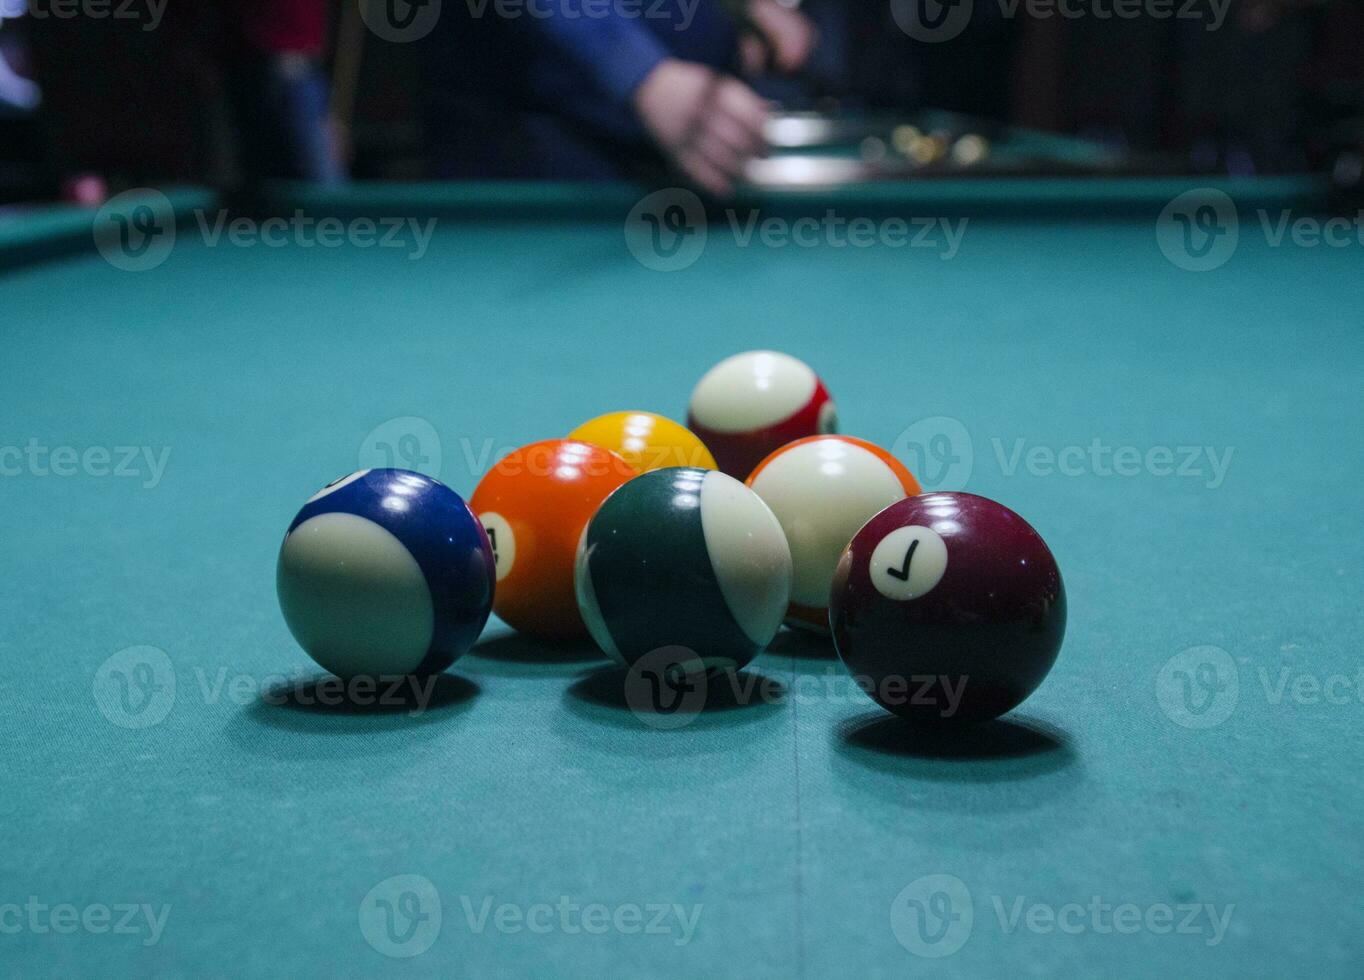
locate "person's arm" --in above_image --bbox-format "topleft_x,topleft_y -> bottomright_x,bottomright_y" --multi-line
525,5 -> 771,196
739,0 -> 818,76
633,59 -> 769,196
525,11 -> 671,107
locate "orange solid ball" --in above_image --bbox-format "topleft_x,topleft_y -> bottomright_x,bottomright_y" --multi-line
470,440 -> 636,640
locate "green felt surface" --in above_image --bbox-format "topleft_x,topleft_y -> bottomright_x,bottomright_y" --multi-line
0,189 -> 216,271
1,179 -> 1361,977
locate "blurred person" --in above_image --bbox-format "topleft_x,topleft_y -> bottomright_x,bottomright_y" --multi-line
427,0 -> 819,196
0,0 -> 40,115
222,0 -> 344,185
21,0 -> 338,195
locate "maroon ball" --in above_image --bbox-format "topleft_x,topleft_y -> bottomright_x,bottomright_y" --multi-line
830,492 -> 1065,726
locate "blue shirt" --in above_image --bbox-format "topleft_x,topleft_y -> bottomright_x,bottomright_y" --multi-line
433,0 -> 740,145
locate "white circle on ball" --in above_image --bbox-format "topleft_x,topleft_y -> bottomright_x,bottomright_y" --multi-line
869,525 -> 948,601
306,469 -> 371,504
478,511 -> 515,582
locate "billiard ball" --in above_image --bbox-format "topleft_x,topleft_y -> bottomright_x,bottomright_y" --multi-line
471,440 -> 636,639
830,492 -> 1066,726
747,435 -> 920,632
276,469 -> 495,679
568,410 -> 717,473
687,350 -> 836,479
575,467 -> 791,673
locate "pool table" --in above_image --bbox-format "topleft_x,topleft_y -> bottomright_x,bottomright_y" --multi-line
2,176 -> 1361,977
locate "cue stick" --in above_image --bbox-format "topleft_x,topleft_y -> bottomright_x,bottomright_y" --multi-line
330,0 -> 367,167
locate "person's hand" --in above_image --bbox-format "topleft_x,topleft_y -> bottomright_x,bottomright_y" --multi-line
739,0 -> 818,76
633,58 -> 771,197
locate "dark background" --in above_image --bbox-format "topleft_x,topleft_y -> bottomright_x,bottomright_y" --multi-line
1,0 -> 1362,202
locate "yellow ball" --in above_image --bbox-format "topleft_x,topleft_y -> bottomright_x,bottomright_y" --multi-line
569,411 -> 717,473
